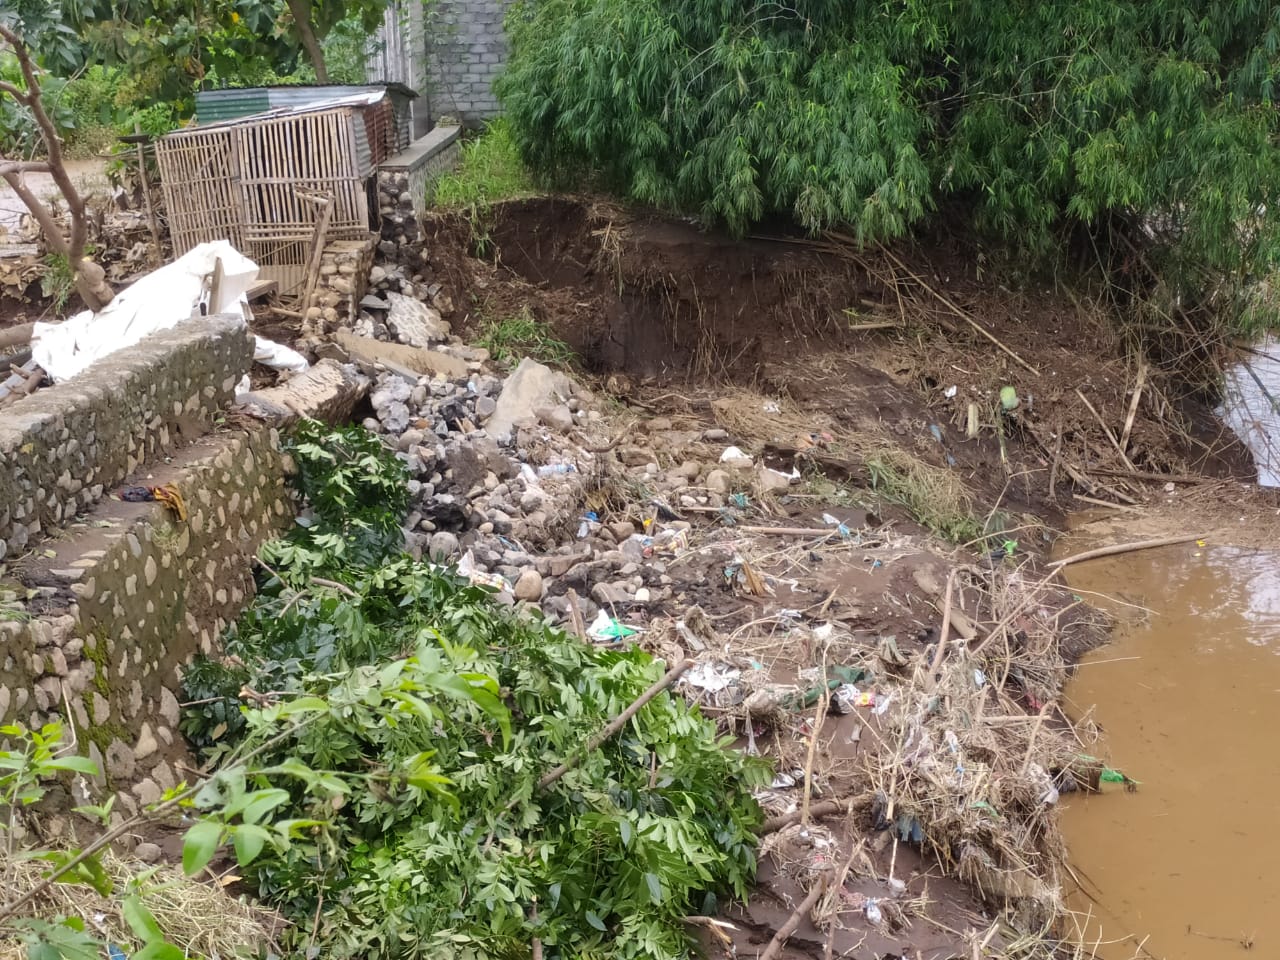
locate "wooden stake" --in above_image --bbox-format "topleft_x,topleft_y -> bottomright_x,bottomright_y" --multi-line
1119,361 -> 1147,454
297,189 -> 334,335
1050,533 -> 1208,569
758,873 -> 830,960
133,121 -> 161,265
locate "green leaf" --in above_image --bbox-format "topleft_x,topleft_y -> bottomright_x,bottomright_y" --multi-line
133,943 -> 186,960
122,894 -> 165,942
644,871 -> 663,904
232,823 -> 273,865
41,756 -> 99,776
585,910 -> 607,932
241,788 -> 290,825
181,820 -> 223,876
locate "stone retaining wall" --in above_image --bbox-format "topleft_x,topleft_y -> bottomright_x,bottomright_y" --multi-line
0,316 -> 253,560
309,236 -> 379,334
0,359 -> 369,813
377,125 -> 463,249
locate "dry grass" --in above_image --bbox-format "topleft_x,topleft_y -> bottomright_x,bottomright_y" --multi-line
0,849 -> 285,959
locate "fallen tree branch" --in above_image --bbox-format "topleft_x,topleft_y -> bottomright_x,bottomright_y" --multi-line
761,799 -> 848,834
758,873 -> 829,960
1049,533 -> 1208,569
537,658 -> 693,790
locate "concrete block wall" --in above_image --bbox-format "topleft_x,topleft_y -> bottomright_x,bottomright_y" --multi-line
425,0 -> 513,124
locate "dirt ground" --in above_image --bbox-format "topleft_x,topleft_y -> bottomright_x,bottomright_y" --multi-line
404,196 -> 1273,958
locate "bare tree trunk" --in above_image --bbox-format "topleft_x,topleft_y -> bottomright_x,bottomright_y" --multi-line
0,23 -> 114,312
286,0 -> 330,83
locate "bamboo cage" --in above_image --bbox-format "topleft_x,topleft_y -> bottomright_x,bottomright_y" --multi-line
156,96 -> 390,296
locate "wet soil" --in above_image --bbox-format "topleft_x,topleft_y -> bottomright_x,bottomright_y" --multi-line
405,196 -> 1275,959
421,197 -> 1253,525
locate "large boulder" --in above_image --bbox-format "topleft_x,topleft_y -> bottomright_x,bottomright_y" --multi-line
488,357 -> 577,441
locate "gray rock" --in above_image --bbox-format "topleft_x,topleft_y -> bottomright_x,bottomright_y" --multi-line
703,428 -> 730,442
591,581 -> 632,606
386,291 -> 451,346
371,377 -> 413,408
608,521 -> 636,541
705,469 -> 733,496
475,395 -> 498,419
488,358 -> 577,440
428,531 -> 461,560
379,401 -> 411,434
514,569 -> 544,602
535,404 -> 575,432
134,842 -> 163,864
755,463 -> 794,493
396,428 -> 426,452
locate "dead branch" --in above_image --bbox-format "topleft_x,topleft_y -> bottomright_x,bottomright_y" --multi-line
0,22 -> 113,310
761,799 -> 848,834
1049,533 -> 1208,569
537,658 -> 693,790
758,873 -> 830,960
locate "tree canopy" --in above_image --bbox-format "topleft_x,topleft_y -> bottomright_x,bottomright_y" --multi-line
498,0 -> 1280,327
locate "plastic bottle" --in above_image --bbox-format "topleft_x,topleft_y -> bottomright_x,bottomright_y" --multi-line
537,463 -> 576,477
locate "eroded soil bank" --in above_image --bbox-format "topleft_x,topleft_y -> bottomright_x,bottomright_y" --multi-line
397,197 -> 1277,957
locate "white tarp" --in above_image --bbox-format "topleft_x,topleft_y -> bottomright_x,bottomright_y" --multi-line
31,241 -> 307,382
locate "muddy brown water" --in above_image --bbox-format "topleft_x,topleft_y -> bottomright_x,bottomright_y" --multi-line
1060,535 -> 1280,959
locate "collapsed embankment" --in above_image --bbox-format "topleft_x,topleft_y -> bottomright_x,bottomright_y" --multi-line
385,195 -> 1260,957
2,191 -> 1270,959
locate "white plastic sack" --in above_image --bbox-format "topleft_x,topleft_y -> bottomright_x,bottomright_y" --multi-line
254,336 -> 309,374
32,241 -> 267,382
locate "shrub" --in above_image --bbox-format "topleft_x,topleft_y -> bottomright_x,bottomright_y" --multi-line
497,0 -> 1280,332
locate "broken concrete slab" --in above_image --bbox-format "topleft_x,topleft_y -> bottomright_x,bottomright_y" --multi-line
335,330 -> 468,380
386,292 -> 450,347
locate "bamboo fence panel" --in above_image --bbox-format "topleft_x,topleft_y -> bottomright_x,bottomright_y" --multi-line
157,105 -> 374,295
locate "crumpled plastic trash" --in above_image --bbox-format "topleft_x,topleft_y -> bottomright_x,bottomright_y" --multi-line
586,609 -> 640,643
683,661 -> 741,693
456,549 -> 510,592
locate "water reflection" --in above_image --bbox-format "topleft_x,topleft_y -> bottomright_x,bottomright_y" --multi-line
1062,542 -> 1280,959
1221,338 -> 1280,487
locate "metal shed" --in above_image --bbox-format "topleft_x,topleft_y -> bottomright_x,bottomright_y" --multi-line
156,91 -> 393,296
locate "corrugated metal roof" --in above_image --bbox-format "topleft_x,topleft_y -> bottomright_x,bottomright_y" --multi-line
195,88 -> 271,125
196,84 -> 414,126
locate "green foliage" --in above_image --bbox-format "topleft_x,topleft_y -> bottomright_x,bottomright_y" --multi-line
40,252 -> 77,312
498,0 -> 1280,331
180,420 -> 768,960
479,306 -> 576,367
434,117 -> 536,212
284,418 -> 411,568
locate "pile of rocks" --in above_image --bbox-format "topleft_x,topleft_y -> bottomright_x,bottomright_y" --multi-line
361,349 -> 760,630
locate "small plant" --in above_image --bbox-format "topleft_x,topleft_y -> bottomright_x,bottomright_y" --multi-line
478,306 -> 575,367
40,252 -> 78,313
867,452 -> 985,545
